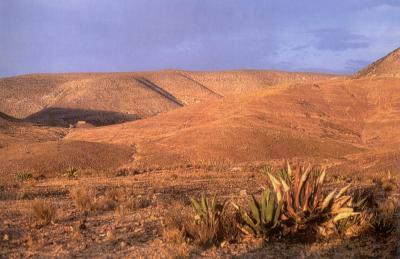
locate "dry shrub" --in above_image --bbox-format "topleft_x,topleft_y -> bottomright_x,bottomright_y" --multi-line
220,206 -> 240,243
372,171 -> 398,194
115,204 -> 127,225
371,200 -> 397,236
163,202 -> 191,244
96,188 -> 124,211
31,199 -> 57,225
125,194 -> 152,211
163,199 -> 239,248
70,185 -> 96,212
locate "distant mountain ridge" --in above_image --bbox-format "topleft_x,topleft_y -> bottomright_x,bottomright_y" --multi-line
0,70 -> 337,127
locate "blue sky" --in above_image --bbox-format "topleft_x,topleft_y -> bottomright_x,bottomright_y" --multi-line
0,0 -> 399,77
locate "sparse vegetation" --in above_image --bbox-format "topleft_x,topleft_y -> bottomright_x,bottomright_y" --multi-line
69,185 -> 96,212
114,204 -> 127,225
64,166 -> 78,179
96,188 -> 123,211
163,195 -> 237,247
16,171 -> 33,181
370,200 -> 397,236
125,194 -> 152,211
31,199 -> 57,225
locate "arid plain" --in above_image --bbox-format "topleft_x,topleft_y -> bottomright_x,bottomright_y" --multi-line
0,49 -> 399,258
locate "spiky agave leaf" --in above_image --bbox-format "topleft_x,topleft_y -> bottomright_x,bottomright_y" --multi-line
321,189 -> 336,211
236,189 -> 282,237
250,195 -> 261,225
336,184 -> 351,199
268,173 -> 283,203
287,162 -> 292,178
191,197 -> 204,221
333,211 -> 360,222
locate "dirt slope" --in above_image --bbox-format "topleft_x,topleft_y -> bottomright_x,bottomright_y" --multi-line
355,47 -> 400,78
0,71 -> 337,126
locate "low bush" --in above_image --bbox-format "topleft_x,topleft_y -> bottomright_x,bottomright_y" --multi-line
31,199 -> 57,225
70,185 -> 96,212
370,200 -> 396,236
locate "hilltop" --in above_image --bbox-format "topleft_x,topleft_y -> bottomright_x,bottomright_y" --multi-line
355,47 -> 400,78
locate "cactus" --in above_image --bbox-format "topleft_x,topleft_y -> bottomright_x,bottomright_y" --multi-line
234,189 -> 282,237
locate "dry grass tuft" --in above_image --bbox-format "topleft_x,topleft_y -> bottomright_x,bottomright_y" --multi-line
125,194 -> 152,211
96,188 -> 124,211
31,199 -> 57,225
371,200 -> 397,236
163,202 -> 191,244
163,198 -> 239,248
69,184 -> 96,212
115,204 -> 127,225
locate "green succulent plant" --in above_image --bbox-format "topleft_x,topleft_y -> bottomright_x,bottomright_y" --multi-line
267,163 -> 358,227
189,195 -> 228,246
191,195 -> 227,225
234,189 -> 282,237
16,171 -> 33,181
64,166 -> 78,179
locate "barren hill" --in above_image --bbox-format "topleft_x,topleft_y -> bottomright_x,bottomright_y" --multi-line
355,47 -> 400,78
65,49 -> 400,175
0,70 -> 337,127
65,76 -> 400,174
1,49 -> 400,177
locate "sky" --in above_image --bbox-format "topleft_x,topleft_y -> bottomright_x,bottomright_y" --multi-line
0,0 -> 399,77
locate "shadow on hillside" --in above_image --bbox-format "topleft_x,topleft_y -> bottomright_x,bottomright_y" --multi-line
24,107 -> 139,127
135,77 -> 184,106
0,112 -> 19,122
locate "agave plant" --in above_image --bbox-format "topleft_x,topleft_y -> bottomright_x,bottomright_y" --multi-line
260,164 -> 274,176
233,189 -> 282,237
191,195 -> 227,225
16,171 -> 33,181
64,166 -> 78,179
189,195 -> 228,246
267,163 -> 358,227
